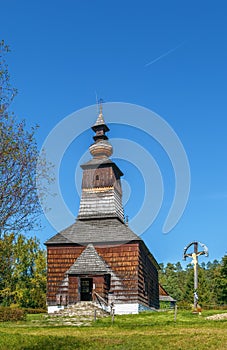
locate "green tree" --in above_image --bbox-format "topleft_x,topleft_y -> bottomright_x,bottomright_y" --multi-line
197,265 -> 213,305
160,259 -> 226,307
203,260 -> 221,305
217,255 -> 227,304
159,262 -> 185,301
0,233 -> 46,308
0,233 -> 15,306
181,264 -> 194,304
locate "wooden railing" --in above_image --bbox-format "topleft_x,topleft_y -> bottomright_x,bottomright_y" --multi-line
93,291 -> 109,311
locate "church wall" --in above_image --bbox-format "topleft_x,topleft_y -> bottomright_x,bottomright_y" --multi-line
78,164 -> 124,221
68,275 -> 79,304
138,242 -> 160,309
47,246 -> 84,305
82,167 -> 121,191
47,241 -> 159,309
93,275 -> 109,301
47,243 -> 140,305
96,243 -> 139,304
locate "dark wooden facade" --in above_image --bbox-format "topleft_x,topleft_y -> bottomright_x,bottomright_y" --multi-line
81,166 -> 122,195
46,241 -> 159,309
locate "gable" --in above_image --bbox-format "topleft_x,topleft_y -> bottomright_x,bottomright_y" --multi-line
67,244 -> 110,275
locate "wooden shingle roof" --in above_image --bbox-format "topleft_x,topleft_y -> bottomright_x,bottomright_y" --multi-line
45,218 -> 142,245
159,284 -> 176,302
67,244 -> 110,275
80,158 -> 123,176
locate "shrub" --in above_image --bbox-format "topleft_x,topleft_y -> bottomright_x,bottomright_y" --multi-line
23,307 -> 47,314
0,306 -> 26,322
177,301 -> 191,310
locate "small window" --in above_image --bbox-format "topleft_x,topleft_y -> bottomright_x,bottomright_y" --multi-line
95,175 -> 99,181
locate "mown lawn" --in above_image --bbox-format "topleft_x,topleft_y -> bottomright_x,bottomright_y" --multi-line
0,310 -> 226,350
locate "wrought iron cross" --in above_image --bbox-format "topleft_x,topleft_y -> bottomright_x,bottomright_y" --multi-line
183,241 -> 209,310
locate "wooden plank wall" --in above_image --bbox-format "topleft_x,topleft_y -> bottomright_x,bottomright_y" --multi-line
82,167 -> 122,194
47,246 -> 84,305
96,243 -> 139,304
47,242 -> 159,308
67,275 -> 108,304
138,242 -> 160,309
68,276 -> 79,304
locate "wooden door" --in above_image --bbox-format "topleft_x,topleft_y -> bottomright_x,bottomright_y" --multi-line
80,278 -> 93,301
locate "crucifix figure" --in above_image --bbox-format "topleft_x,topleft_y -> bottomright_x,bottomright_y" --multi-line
183,241 -> 209,310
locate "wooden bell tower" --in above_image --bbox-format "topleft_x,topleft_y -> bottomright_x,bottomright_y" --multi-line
78,105 -> 124,222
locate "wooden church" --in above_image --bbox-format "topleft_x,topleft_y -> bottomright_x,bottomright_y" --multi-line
45,107 -> 160,314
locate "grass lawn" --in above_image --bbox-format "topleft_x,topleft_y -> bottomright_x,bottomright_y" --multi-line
0,310 -> 226,350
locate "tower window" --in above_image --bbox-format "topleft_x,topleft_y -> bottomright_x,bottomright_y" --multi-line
95,175 -> 99,181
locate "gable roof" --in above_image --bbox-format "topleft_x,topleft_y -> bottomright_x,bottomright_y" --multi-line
45,218 -> 142,245
159,284 -> 169,297
159,284 -> 176,302
67,243 -> 110,275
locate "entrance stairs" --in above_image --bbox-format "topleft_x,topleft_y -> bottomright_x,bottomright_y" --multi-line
46,302 -> 110,326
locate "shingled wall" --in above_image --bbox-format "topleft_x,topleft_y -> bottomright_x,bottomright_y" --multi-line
47,246 -> 84,305
47,241 -> 159,309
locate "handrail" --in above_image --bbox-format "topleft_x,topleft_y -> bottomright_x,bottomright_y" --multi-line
93,291 -> 108,310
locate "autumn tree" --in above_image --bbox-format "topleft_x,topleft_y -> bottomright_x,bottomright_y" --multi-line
0,40 -> 50,308
0,40 -> 51,236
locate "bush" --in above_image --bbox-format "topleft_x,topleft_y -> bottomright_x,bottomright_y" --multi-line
23,307 -> 47,314
0,306 -> 26,322
159,301 -> 174,309
177,301 -> 192,310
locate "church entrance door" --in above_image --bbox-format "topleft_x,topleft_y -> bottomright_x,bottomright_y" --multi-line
80,278 -> 93,301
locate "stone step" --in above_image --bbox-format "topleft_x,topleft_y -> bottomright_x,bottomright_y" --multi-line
52,301 -> 109,318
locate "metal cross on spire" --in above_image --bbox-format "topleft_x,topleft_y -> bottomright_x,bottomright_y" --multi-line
183,241 -> 209,310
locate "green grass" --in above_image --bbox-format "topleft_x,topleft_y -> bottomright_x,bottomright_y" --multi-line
0,310 -> 226,349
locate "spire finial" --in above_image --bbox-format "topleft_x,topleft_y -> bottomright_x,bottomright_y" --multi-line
98,98 -> 104,115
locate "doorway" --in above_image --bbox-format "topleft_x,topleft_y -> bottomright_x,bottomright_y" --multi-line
80,278 -> 93,301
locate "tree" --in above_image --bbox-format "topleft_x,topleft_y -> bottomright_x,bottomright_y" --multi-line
0,233 -> 15,306
160,258 -> 227,308
203,260 -> 221,305
0,40 -> 51,309
159,262 -> 185,301
217,255 -> 227,304
197,266 -> 213,305
0,40 -> 16,115
0,233 -> 46,308
0,40 -> 52,236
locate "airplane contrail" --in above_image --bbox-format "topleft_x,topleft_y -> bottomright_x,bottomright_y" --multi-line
145,42 -> 184,67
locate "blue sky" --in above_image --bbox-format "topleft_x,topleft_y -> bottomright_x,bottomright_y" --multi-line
1,1 -> 227,265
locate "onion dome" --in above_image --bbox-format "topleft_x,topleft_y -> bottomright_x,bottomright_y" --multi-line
89,139 -> 113,158
89,106 -> 113,158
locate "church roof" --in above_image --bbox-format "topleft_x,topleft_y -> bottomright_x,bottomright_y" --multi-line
45,218 -> 141,245
67,243 -> 110,275
91,111 -> 110,134
159,284 -> 176,302
80,158 -> 124,176
159,295 -> 176,302
93,112 -> 106,127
